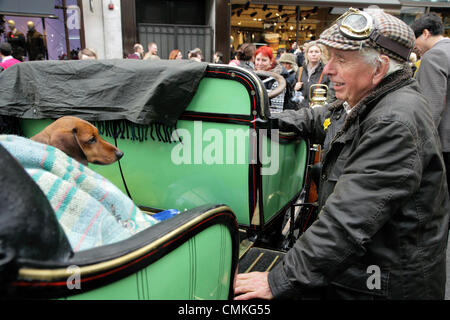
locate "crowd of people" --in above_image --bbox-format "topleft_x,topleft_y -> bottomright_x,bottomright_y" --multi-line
115,38 -> 335,114
124,41 -> 205,62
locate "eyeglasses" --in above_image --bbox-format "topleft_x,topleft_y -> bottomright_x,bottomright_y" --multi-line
335,8 -> 411,60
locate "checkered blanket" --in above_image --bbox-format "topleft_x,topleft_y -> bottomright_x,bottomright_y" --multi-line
0,135 -> 162,252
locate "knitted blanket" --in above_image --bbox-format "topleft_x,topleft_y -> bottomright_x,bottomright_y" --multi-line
0,135 -> 174,252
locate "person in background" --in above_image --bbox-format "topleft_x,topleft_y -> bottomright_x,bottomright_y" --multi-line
78,48 -> 97,60
213,51 -> 224,64
276,47 -> 287,60
278,52 -> 299,110
188,48 -> 203,62
410,13 -> 450,197
408,51 -> 418,75
234,7 -> 449,300
289,42 -> 298,54
291,42 -> 305,67
169,49 -> 183,60
228,44 -> 241,66
295,45 -> 305,69
127,43 -> 144,59
143,42 -> 160,60
228,43 -> 256,71
0,42 -> 21,72
294,41 -> 333,108
254,45 -> 285,113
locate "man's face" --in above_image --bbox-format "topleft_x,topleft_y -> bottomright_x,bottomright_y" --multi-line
150,44 -> 158,55
414,30 -> 430,56
324,48 -> 379,107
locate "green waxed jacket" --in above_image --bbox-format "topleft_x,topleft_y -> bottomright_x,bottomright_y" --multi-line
268,67 -> 449,299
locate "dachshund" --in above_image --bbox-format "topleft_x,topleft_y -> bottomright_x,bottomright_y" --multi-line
31,116 -> 124,166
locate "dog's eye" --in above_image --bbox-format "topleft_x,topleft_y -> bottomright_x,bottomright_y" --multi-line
88,136 -> 97,144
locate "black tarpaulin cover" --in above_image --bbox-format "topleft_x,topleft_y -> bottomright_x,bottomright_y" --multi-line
0,59 -> 208,126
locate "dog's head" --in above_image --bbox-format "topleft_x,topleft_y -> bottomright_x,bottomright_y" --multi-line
39,116 -> 124,166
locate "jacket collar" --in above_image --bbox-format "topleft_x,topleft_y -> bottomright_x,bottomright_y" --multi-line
328,65 -> 413,133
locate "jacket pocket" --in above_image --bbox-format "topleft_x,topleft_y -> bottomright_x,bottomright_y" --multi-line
330,264 -> 390,298
327,156 -> 347,182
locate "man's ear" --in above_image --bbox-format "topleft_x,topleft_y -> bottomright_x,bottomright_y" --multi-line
372,55 -> 390,86
422,29 -> 431,39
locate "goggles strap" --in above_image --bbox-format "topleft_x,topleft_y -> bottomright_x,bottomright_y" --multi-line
370,31 -> 411,60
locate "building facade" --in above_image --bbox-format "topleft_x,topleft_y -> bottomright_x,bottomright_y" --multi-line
1,0 -> 449,63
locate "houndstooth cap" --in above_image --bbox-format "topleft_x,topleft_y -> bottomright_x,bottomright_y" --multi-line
319,9 -> 415,62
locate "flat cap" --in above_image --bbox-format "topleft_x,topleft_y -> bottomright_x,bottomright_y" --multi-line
319,8 -> 415,61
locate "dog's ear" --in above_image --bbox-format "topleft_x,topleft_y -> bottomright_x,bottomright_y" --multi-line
49,128 -> 88,166
71,127 -> 89,165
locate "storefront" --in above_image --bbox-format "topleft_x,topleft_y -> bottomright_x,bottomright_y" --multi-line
230,0 -> 450,54
0,0 -> 84,61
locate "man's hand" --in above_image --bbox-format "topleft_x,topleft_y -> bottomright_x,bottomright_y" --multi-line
234,272 -> 274,300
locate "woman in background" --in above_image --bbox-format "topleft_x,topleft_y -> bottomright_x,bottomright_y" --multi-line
228,43 -> 256,71
169,49 -> 183,60
294,41 -> 333,108
254,45 -> 285,113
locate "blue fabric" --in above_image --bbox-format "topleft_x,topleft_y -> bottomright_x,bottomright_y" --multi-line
152,209 -> 180,221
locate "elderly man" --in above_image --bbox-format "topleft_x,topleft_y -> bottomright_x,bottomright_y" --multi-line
234,8 -> 449,300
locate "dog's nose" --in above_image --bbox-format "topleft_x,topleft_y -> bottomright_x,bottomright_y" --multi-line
115,150 -> 124,160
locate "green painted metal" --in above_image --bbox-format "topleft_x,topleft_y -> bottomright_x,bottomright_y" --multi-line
21,118 -> 52,136
64,224 -> 233,300
187,78 -> 251,115
261,138 -> 307,224
109,120 -> 251,225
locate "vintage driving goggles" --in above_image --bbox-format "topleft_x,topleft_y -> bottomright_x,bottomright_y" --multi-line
336,8 -> 411,60
338,8 -> 374,39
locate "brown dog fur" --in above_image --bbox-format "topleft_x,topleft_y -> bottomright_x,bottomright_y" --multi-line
31,116 -> 123,166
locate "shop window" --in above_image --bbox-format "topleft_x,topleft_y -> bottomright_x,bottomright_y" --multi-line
231,4 -> 326,52
0,0 -> 82,61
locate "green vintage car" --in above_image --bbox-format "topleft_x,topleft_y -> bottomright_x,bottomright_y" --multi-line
0,59 -> 316,299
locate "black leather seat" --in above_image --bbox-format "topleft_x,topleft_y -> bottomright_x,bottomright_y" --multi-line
0,144 -> 73,293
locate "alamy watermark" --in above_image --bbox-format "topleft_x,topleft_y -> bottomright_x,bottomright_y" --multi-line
66,265 -> 81,290
170,121 -> 280,176
366,265 -> 381,290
